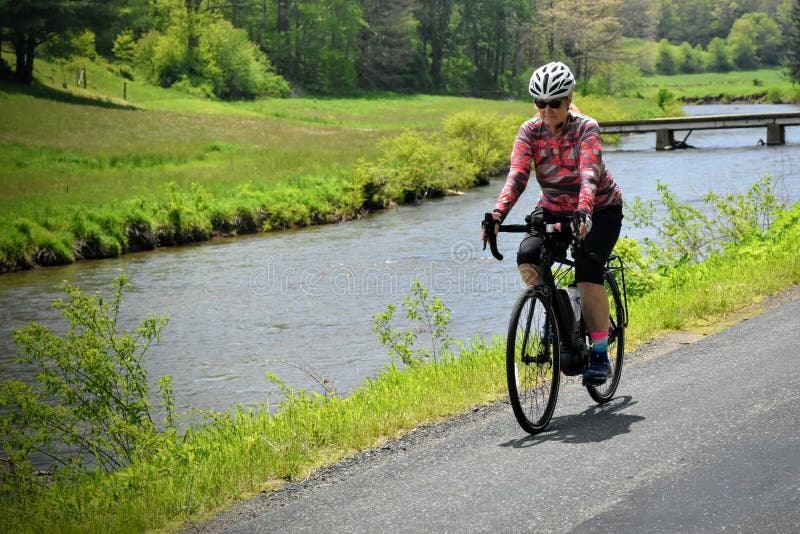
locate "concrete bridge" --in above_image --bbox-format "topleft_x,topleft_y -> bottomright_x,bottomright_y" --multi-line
599,111 -> 800,150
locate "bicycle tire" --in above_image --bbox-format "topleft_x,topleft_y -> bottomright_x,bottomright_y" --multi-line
587,271 -> 625,403
506,287 -> 560,434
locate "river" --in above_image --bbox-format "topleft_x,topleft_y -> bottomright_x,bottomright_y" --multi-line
1,103 -> 798,418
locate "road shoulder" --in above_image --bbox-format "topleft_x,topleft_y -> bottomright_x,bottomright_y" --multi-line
184,283 -> 800,533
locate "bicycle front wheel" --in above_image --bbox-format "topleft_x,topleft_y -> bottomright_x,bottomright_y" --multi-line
506,287 -> 560,434
587,271 -> 625,403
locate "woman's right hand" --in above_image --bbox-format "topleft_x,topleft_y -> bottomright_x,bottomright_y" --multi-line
481,212 -> 501,242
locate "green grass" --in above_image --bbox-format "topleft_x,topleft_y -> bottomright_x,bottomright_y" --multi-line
29,56 -> 538,128
2,203 -> 798,534
636,68 -> 800,103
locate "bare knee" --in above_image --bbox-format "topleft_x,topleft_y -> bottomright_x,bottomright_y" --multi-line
518,263 -> 540,286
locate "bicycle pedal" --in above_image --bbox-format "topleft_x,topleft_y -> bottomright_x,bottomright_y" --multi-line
582,376 -> 608,387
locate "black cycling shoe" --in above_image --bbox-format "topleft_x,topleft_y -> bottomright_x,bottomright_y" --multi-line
583,350 -> 610,386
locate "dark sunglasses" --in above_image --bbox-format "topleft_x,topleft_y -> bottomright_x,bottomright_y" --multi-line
534,98 -> 565,109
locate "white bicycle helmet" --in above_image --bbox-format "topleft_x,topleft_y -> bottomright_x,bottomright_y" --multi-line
528,62 -> 575,99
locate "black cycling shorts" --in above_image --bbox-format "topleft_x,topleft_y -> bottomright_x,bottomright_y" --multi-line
516,206 -> 623,285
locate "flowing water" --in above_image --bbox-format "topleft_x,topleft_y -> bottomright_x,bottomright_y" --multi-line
1,104 -> 799,419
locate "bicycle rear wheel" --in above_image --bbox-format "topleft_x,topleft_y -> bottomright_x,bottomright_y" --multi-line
587,271 -> 625,403
506,287 -> 560,434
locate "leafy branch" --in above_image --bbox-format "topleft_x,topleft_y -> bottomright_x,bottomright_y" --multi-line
373,281 -> 453,366
0,274 -> 172,487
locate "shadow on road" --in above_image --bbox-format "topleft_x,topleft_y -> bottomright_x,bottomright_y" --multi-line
499,396 -> 644,448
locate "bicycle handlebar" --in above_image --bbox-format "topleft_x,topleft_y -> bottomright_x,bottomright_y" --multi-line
482,212 -> 577,261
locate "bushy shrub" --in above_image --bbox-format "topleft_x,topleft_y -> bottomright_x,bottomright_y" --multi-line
706,37 -> 732,72
373,280 -> 452,366
656,39 -> 678,74
353,130 -> 478,207
586,61 -> 644,96
626,176 -> 782,268
0,275 -> 172,487
197,18 -> 289,99
443,111 -> 516,180
678,42 -> 706,74
112,29 -> 137,63
40,30 -> 97,61
133,11 -> 289,98
302,47 -> 358,94
655,86 -> 680,114
441,49 -> 477,95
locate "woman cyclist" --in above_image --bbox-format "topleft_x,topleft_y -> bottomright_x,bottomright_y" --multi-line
483,61 -> 623,385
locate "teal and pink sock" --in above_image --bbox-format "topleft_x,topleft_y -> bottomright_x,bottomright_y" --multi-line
590,331 -> 608,354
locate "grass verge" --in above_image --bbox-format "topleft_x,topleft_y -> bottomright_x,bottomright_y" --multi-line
2,203 -> 799,534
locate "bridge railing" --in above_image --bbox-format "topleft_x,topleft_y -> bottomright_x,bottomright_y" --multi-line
599,112 -> 800,150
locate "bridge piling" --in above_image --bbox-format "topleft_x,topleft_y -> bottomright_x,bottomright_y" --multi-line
656,130 -> 675,150
767,124 -> 785,145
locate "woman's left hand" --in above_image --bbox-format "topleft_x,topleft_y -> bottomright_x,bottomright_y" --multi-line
572,212 -> 592,239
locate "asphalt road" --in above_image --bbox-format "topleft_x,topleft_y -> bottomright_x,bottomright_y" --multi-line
218,293 -> 800,534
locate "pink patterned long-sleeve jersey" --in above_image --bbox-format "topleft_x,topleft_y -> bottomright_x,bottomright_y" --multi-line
492,111 -> 622,220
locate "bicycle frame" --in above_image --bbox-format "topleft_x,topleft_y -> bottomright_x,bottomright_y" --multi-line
484,212 -> 628,433
483,213 -> 584,352
483,211 -> 627,372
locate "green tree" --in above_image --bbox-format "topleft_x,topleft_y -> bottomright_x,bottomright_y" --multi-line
0,0 -> 108,83
416,0 -> 454,91
255,0 -> 362,94
729,35 -> 757,69
706,36 -> 732,72
787,0 -> 800,83
134,5 -> 289,98
656,0 -> 724,46
710,0 -> 758,39
112,29 -> 137,63
537,0 -> 622,89
656,38 -> 678,74
617,0 -> 657,39
196,17 -> 290,98
678,41 -> 705,73
455,0 -> 522,92
89,0 -> 152,57
655,0 -> 680,44
358,0 -> 421,91
728,12 -> 783,66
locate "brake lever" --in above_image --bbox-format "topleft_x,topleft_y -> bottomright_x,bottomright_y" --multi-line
571,215 -> 583,253
482,213 -> 503,261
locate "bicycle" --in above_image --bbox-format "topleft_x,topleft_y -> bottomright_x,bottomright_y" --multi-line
482,212 -> 628,434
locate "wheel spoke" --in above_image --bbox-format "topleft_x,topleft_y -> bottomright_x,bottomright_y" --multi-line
507,291 -> 560,433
